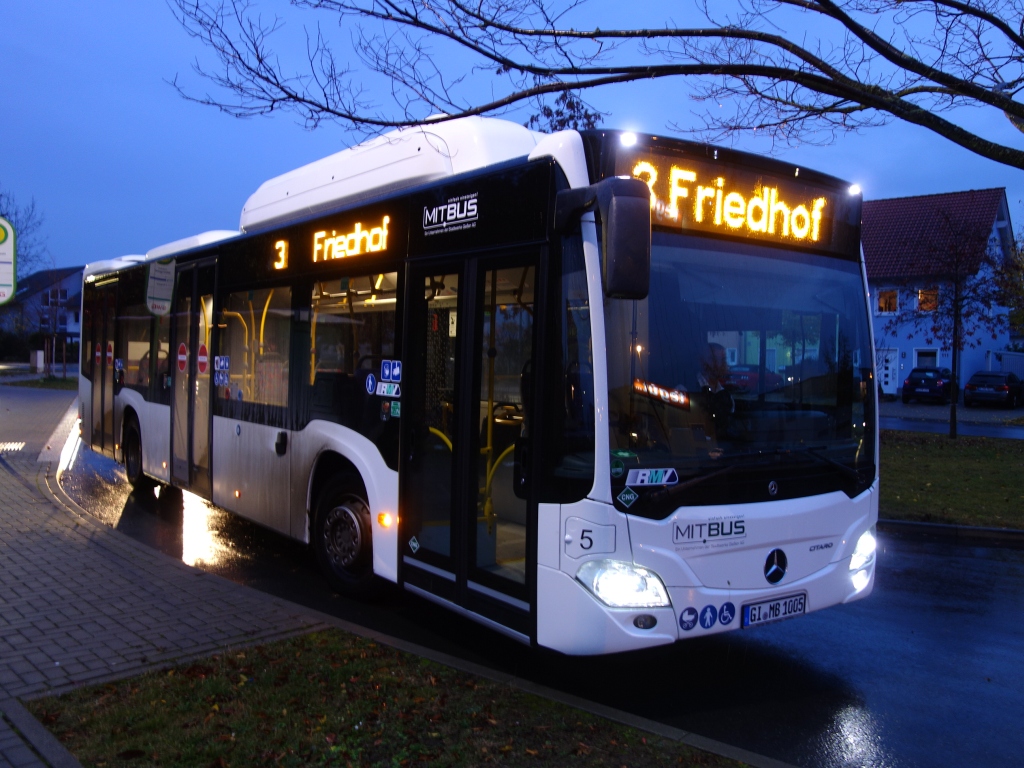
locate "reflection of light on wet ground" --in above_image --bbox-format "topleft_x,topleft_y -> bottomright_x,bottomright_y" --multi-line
816,705 -> 893,768
181,490 -> 222,567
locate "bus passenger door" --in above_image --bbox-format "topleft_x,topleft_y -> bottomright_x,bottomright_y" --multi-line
400,254 -> 539,641
88,280 -> 117,457
170,262 -> 215,497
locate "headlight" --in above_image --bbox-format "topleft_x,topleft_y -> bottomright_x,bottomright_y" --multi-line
851,569 -> 871,592
576,560 -> 671,608
849,528 -> 876,571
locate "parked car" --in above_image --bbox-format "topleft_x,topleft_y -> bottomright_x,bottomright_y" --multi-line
901,367 -> 955,404
727,365 -> 785,393
963,371 -> 1023,408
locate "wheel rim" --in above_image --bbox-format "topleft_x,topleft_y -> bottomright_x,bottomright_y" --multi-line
323,502 -> 364,569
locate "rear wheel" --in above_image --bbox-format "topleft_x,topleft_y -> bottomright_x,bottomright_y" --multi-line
123,418 -> 154,491
313,474 -> 376,596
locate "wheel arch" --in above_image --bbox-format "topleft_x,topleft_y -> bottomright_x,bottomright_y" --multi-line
307,449 -> 365,521
304,441 -> 400,584
120,404 -> 140,446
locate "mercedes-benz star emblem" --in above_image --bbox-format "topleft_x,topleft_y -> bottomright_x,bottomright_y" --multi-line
768,480 -> 779,496
764,548 -> 787,584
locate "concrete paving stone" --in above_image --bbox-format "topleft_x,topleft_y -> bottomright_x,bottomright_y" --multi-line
14,672 -> 44,687
21,655 -> 50,671
40,667 -> 67,683
0,733 -> 21,750
4,663 -> 33,677
0,744 -> 43,768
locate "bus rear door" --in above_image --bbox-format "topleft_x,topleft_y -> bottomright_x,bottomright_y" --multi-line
87,278 -> 117,457
400,252 -> 541,642
170,261 -> 215,497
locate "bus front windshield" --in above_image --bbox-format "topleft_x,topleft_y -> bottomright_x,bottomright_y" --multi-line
606,232 -> 875,518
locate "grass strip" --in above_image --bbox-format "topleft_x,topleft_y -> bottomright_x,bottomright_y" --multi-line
2,375 -> 78,389
26,630 -> 740,768
880,430 -> 1024,529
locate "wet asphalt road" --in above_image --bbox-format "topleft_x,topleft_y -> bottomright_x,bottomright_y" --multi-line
62,445 -> 1024,768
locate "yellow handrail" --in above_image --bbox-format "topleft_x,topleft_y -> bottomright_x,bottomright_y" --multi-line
485,443 -> 516,498
429,426 -> 453,451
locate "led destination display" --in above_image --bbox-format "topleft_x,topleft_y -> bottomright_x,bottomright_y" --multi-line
616,148 -> 844,249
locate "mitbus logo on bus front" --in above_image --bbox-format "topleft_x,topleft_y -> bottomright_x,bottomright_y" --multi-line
313,215 -> 390,262
673,516 -> 747,551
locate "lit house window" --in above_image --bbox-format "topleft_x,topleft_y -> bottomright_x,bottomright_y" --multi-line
918,287 -> 938,312
877,290 -> 898,314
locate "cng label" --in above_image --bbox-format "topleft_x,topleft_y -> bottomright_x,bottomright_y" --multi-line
197,344 -> 209,374
616,487 -> 639,508
177,343 -> 188,372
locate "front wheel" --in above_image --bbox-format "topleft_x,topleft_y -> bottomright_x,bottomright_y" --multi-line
313,474 -> 376,596
123,419 -> 154,491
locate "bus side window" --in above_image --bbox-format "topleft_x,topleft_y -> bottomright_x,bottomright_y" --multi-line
540,235 -> 595,502
81,286 -> 95,381
154,314 -> 171,405
217,286 -> 293,426
308,273 -> 397,437
115,269 -> 151,397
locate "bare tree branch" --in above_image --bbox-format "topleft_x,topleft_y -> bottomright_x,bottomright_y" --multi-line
169,0 -> 1024,165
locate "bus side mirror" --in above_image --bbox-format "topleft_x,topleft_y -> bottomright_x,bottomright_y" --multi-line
554,176 -> 651,300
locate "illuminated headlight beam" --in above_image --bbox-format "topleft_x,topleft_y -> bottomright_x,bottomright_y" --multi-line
576,559 -> 671,608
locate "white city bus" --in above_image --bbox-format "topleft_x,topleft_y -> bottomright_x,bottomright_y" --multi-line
80,117 -> 877,655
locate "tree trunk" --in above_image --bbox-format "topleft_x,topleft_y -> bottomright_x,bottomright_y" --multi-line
949,292 -> 961,439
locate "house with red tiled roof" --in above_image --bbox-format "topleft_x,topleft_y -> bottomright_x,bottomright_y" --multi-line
863,188 -> 1014,398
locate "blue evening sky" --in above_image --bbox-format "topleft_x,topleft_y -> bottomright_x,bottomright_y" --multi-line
2,2 -> 1022,272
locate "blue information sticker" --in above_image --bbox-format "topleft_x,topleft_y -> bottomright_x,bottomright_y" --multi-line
679,607 -> 698,631
365,373 -> 377,394
381,360 -> 392,382
391,360 -> 402,382
719,602 -> 736,625
699,604 -> 718,629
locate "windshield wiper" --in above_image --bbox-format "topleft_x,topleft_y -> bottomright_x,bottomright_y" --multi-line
648,464 -> 736,503
776,445 -> 863,482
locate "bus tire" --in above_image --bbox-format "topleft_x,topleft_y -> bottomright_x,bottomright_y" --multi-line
123,418 -> 154,492
313,474 -> 376,596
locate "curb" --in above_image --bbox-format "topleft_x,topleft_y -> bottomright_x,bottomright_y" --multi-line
0,698 -> 82,768
878,518 -> 1024,549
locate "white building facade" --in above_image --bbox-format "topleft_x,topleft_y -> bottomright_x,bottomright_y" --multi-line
863,189 -> 1014,398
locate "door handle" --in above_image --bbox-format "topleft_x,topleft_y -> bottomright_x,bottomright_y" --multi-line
513,437 -> 531,499
275,431 -> 288,456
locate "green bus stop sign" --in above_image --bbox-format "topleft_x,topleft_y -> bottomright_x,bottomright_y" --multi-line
0,216 -> 15,307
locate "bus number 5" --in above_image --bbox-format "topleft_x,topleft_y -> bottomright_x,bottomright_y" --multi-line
580,530 -> 594,550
